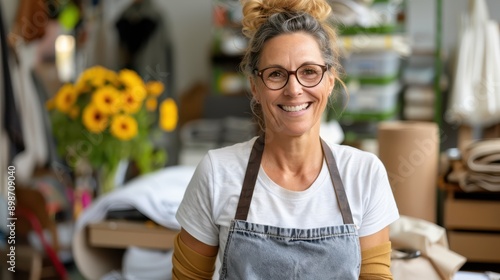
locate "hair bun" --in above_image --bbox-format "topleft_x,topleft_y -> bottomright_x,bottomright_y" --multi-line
241,0 -> 332,38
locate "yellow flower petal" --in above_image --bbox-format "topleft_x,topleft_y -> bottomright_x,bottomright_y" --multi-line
146,81 -> 164,97
55,83 -> 77,113
69,106 -> 80,119
145,97 -> 157,111
159,98 -> 178,132
110,114 -> 138,141
45,98 -> 56,111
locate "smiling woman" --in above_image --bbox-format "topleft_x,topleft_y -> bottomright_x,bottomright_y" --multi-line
172,0 -> 399,279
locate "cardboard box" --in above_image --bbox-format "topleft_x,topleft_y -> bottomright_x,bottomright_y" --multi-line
88,220 -> 179,250
444,198 -> 500,231
448,231 -> 500,263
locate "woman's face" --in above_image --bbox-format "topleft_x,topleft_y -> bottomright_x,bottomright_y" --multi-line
250,32 -> 335,137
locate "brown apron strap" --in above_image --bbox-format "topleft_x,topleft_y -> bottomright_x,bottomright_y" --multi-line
321,139 -> 354,225
235,136 -> 265,220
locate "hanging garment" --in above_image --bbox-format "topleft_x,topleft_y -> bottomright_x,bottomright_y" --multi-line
115,5 -> 158,70
446,0 -> 500,127
0,2 -> 25,160
10,41 -> 50,184
219,136 -> 361,279
114,0 -> 174,93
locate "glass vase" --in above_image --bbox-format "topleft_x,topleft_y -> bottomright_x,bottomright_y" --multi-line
98,165 -> 118,195
98,160 -> 129,195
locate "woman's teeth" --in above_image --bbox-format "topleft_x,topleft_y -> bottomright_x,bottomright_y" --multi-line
281,103 -> 309,112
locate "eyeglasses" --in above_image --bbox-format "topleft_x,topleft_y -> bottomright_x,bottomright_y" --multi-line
254,64 -> 328,90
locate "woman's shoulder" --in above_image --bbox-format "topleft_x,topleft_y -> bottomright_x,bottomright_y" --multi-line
324,141 -> 387,176
208,137 -> 256,155
203,137 -> 257,167
326,141 -> 380,162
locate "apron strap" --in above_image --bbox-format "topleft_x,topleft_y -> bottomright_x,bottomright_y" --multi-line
235,136 -> 354,225
321,139 -> 354,225
235,135 -> 265,220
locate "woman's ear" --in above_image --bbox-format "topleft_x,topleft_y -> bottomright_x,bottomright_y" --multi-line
327,73 -> 336,95
250,77 -> 259,102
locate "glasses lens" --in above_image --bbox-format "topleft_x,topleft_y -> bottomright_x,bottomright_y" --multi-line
261,67 -> 288,90
296,64 -> 324,87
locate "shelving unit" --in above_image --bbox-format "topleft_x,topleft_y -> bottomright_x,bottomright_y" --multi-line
328,0 -> 410,144
435,2 -> 500,271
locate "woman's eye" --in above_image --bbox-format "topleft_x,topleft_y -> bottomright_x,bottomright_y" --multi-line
302,68 -> 317,75
268,70 -> 285,79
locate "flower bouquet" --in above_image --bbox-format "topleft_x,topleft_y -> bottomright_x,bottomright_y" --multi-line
46,66 -> 178,194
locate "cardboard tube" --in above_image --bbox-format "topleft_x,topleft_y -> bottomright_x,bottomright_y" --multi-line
377,121 -> 439,223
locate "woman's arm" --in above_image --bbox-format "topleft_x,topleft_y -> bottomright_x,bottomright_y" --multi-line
359,226 -> 393,280
360,226 -> 389,251
172,228 -> 219,280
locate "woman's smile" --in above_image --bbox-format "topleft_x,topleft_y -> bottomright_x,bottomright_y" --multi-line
279,102 -> 312,112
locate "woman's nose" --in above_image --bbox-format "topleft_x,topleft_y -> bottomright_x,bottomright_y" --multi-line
284,74 -> 302,96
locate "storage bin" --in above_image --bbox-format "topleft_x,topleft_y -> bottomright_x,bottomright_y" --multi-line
343,78 -> 400,113
342,51 -> 401,79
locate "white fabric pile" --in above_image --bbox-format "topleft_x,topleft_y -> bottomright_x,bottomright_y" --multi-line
73,165 -> 196,280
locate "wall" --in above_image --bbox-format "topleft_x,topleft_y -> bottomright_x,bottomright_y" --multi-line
155,0 -> 212,97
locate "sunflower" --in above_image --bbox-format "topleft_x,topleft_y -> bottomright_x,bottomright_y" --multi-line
110,114 -> 138,141
119,69 -> 147,100
121,90 -> 143,114
82,104 -> 108,133
75,66 -> 120,93
159,98 -> 178,132
146,81 -> 164,97
54,83 -> 77,113
47,65 -> 178,195
92,86 -> 121,115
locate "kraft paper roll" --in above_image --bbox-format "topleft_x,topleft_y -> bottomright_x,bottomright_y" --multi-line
377,121 -> 439,223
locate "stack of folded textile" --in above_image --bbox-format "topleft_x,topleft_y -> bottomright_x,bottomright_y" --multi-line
448,139 -> 500,192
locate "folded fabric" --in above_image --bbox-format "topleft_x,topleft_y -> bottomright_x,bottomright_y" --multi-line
458,171 -> 500,192
446,139 -> 500,192
390,216 -> 466,280
463,139 -> 500,174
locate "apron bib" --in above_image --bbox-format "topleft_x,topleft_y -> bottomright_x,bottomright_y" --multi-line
220,136 -> 361,279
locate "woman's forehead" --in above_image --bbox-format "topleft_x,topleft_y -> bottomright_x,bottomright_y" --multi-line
259,33 -> 323,67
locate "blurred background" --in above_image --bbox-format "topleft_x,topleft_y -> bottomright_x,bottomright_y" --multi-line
1,0 -> 500,279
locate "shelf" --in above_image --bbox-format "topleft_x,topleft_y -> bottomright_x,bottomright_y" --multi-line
87,220 -> 179,250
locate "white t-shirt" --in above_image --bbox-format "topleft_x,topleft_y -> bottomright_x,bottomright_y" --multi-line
176,137 -> 399,262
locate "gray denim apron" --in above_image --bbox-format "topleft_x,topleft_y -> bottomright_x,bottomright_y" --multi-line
220,136 -> 361,279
